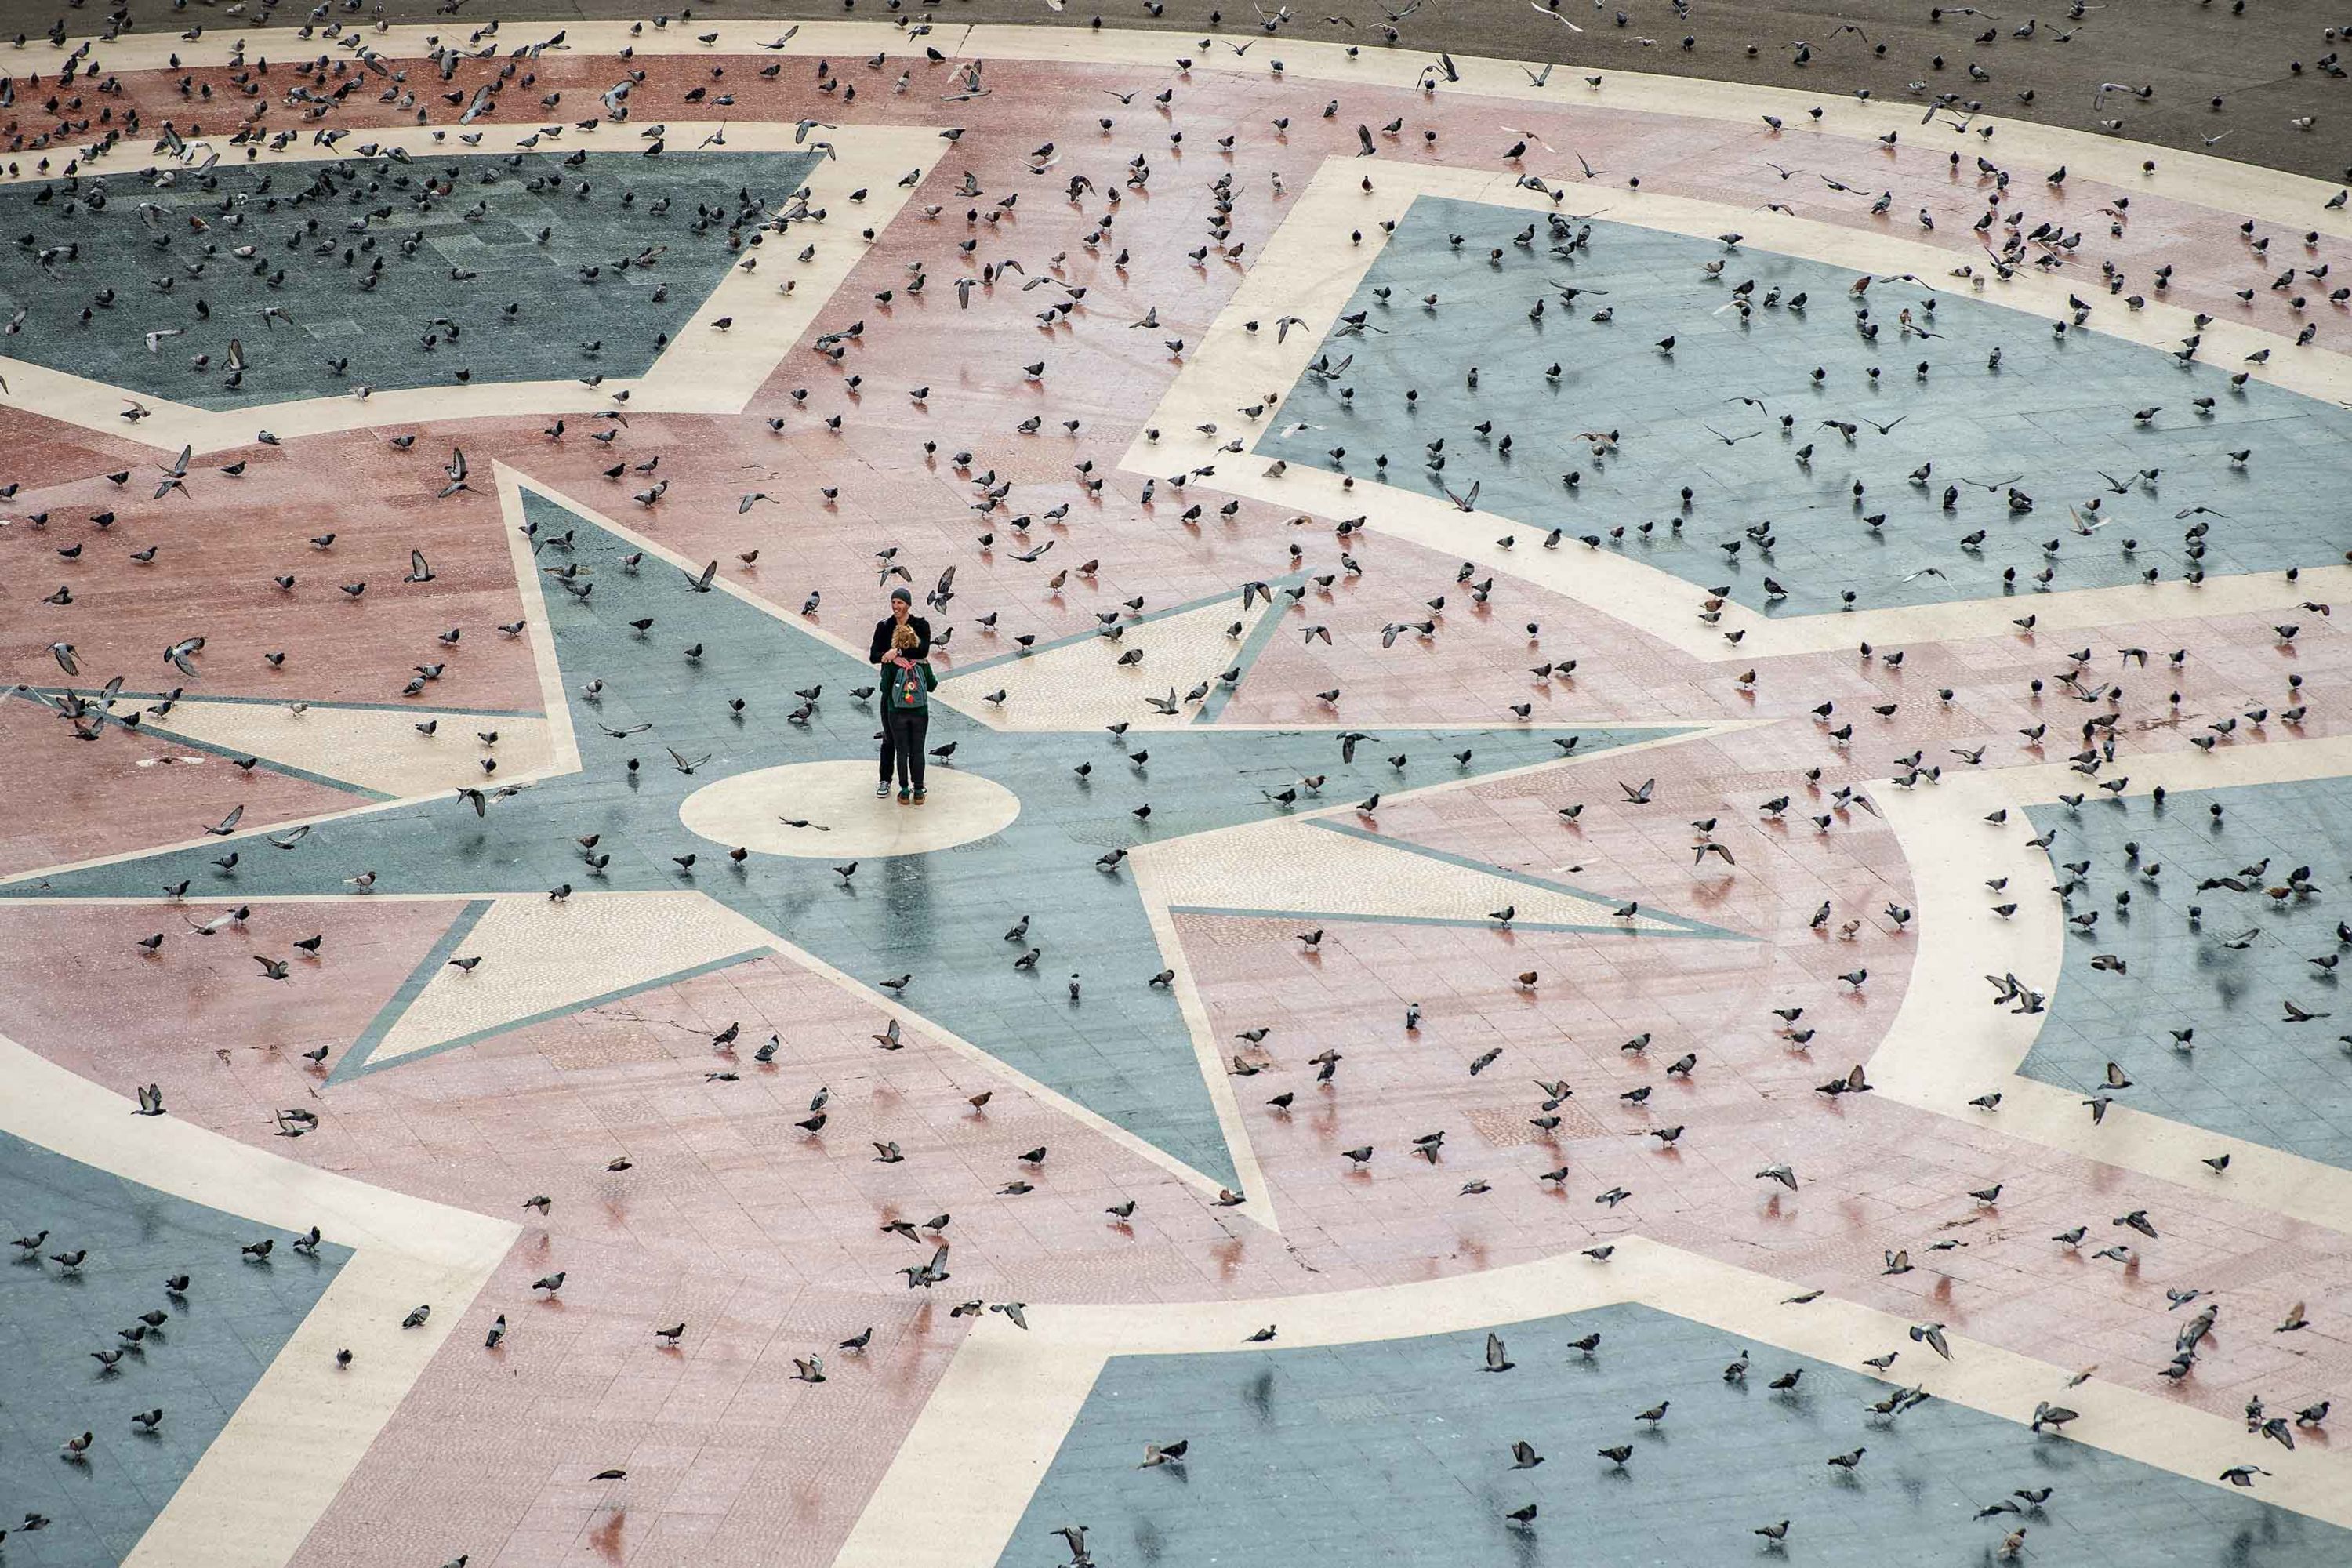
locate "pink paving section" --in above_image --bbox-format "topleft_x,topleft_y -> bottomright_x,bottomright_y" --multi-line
0,39 -> 2347,1568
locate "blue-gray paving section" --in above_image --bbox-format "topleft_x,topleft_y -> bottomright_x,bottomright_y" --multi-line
1003,1301 -> 2347,1567
0,486 -> 1714,1194
2020,777 -> 2352,1171
0,148 -> 818,408
1255,195 -> 2352,617
0,1131 -> 349,1567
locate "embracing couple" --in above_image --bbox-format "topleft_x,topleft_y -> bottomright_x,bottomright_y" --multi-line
868,586 -> 937,804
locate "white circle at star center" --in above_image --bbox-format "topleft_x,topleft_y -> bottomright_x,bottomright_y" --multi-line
677,760 -> 1020,859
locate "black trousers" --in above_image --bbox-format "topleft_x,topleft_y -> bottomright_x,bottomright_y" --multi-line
880,707 -> 929,789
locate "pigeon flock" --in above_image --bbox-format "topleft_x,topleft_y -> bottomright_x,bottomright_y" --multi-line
0,4 -> 2348,1567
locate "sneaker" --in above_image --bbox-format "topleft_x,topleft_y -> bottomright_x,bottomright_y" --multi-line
898,788 -> 912,804
876,779 -> 891,797
911,788 -> 927,804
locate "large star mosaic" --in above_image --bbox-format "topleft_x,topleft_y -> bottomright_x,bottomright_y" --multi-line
2,474 -> 1735,1203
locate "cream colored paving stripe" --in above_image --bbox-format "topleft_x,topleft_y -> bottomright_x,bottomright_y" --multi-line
1064,720 -> 1755,863
497,460 -> 586,778
137,699 -> 554,798
1141,813 -> 1697,934
0,121 -> 936,453
1868,734 -> 2352,1232
834,1232 -> 2351,1567
1127,155 -> 2352,662
0,1029 -> 517,1568
367,890 -> 762,1064
38,22 -> 2352,238
934,591 -> 1282,731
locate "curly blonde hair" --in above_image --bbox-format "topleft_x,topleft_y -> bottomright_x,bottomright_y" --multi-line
892,624 -> 921,653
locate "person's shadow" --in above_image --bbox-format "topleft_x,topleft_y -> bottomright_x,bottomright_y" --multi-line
873,838 -> 937,963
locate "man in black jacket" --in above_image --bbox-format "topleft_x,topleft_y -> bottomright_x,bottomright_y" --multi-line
869,587 -> 932,797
